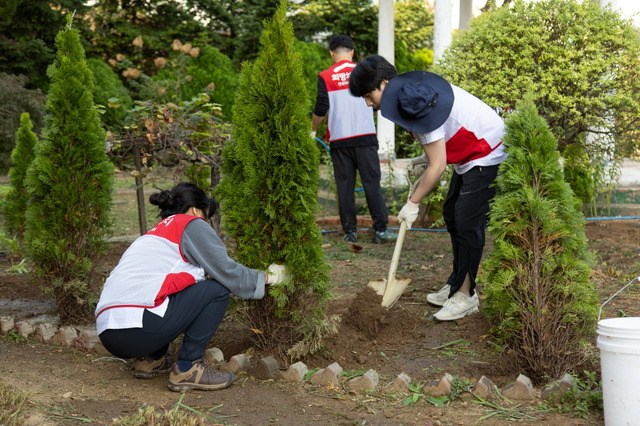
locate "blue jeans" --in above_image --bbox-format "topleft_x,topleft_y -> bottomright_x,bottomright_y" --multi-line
443,165 -> 499,297
99,280 -> 230,362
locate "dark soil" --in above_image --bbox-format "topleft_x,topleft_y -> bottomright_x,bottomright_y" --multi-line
344,286 -> 388,340
2,219 -> 639,424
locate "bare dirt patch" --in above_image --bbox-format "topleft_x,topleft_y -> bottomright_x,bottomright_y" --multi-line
3,219 -> 640,424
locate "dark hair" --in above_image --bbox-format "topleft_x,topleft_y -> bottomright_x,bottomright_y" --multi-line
349,55 -> 398,97
149,182 -> 218,219
329,35 -> 354,52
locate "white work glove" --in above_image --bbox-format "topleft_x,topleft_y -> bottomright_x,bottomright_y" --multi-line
398,199 -> 420,229
310,130 -> 317,139
406,154 -> 429,196
407,154 -> 429,180
266,264 -> 289,285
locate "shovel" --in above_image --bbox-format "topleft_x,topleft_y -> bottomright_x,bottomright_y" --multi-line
367,158 -> 428,309
367,220 -> 411,308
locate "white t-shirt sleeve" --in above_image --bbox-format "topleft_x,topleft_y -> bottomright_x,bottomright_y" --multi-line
414,123 -> 446,145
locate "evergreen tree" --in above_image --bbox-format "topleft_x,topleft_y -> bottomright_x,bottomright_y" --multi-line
215,0 -> 332,360
481,98 -> 598,383
2,113 -> 38,242
24,15 -> 114,324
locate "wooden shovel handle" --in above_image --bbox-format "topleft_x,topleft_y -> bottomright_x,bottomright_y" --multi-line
383,220 -> 408,295
381,168 -> 424,301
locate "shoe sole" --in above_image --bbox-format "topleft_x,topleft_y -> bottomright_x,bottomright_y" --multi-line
168,380 -> 233,392
427,292 -> 479,308
133,367 -> 172,379
433,306 -> 479,321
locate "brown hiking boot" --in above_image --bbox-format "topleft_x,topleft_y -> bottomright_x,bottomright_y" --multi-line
168,358 -> 234,392
133,355 -> 173,379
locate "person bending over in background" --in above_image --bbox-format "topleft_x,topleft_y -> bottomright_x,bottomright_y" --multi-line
349,55 -> 507,321
95,183 -> 288,391
311,35 -> 397,244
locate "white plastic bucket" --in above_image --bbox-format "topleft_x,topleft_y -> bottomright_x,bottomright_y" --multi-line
597,317 -> 640,425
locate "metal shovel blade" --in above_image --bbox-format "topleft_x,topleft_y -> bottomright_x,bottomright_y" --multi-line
367,221 -> 411,309
368,277 -> 413,308
368,279 -> 387,297
382,277 -> 412,309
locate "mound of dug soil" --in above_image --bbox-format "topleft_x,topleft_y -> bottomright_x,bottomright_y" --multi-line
344,286 -> 387,340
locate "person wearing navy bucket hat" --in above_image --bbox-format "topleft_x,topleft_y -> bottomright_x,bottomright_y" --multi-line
349,55 -> 508,321
382,70 -> 454,134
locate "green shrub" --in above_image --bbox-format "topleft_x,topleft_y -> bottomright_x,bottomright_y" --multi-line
292,39 -> 333,109
434,0 -> 640,198
216,0 -> 332,360
481,97 -> 598,384
24,15 -> 114,324
152,45 -> 240,120
562,143 -> 595,207
2,112 -> 37,241
0,73 -> 46,174
395,41 -> 432,74
395,0 -> 434,52
181,45 -> 239,120
87,58 -> 133,131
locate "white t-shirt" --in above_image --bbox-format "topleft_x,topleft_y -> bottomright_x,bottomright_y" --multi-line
415,84 -> 507,174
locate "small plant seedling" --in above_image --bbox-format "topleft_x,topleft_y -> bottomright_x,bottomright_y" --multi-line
2,330 -> 26,343
401,382 -> 425,406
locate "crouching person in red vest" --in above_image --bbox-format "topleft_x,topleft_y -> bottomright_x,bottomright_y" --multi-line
95,182 -> 288,391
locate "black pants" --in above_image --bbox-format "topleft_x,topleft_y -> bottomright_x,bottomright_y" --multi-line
99,280 -> 230,362
330,145 -> 389,233
443,165 -> 499,297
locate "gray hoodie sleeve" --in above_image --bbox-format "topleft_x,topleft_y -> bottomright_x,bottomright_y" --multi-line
181,219 -> 266,300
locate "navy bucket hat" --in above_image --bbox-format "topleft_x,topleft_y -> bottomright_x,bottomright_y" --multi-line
381,71 -> 454,133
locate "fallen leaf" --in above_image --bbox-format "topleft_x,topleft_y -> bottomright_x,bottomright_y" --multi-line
349,243 -> 363,253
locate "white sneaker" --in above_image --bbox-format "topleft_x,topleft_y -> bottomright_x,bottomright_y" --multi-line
433,291 -> 480,321
426,284 -> 451,306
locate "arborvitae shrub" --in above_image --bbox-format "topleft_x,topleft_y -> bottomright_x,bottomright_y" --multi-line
481,98 -> 598,384
215,0 -> 332,360
2,113 -> 38,242
24,15 -> 114,324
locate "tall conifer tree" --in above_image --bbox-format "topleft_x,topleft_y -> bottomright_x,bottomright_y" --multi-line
24,15 -> 114,323
216,0 -> 332,358
482,98 -> 598,383
3,113 -> 38,241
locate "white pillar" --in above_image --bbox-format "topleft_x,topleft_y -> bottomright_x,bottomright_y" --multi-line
459,0 -> 474,30
433,0 -> 453,62
377,0 -> 395,159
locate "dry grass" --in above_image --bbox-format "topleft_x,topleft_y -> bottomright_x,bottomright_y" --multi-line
0,383 -> 30,426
